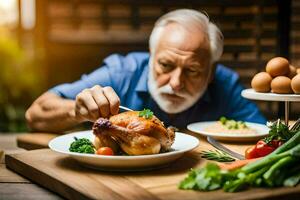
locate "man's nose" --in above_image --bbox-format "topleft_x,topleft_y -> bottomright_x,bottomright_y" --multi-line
169,68 -> 184,91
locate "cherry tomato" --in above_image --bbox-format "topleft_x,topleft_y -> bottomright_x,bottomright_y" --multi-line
96,147 -> 114,156
245,146 -> 258,159
255,140 -> 276,157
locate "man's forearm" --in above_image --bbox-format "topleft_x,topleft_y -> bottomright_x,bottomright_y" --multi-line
26,92 -> 80,133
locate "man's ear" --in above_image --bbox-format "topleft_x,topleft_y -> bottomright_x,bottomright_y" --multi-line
209,63 -> 216,83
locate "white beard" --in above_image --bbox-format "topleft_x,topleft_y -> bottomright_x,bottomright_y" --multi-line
147,58 -> 208,114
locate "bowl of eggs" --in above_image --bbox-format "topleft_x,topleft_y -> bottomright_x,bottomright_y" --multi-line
251,57 -> 300,94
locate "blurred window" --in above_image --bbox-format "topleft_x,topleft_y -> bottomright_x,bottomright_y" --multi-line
0,0 -> 18,28
0,0 -> 36,30
21,0 -> 35,30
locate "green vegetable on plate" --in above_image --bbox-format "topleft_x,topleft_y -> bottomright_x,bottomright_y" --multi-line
69,137 -> 95,154
219,116 -> 248,130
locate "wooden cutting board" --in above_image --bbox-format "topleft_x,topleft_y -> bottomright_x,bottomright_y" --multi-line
5,143 -> 300,200
17,133 -> 59,150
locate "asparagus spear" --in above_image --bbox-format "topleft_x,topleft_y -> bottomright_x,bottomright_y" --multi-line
223,166 -> 269,192
263,156 -> 296,186
284,172 -> 300,187
283,164 -> 300,187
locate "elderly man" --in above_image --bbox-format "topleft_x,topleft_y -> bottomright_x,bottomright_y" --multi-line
26,9 -> 266,132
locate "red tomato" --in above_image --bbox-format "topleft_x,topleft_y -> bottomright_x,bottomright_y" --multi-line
255,140 -> 276,157
245,146 -> 258,159
96,147 -> 114,156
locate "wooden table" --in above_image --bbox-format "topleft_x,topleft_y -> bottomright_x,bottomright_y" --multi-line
1,131 -> 300,200
0,133 -> 64,200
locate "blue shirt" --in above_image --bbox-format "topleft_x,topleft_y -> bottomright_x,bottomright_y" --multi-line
50,52 -> 266,128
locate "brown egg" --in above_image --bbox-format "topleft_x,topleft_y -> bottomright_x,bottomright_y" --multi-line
291,74 -> 300,94
251,72 -> 272,92
288,65 -> 297,78
297,68 -> 300,74
271,76 -> 292,94
266,57 -> 290,77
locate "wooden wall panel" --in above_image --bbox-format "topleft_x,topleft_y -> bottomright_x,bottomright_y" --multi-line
290,0 -> 300,118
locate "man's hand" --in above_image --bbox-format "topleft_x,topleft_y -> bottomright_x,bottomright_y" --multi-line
25,85 -> 120,132
75,85 -> 120,122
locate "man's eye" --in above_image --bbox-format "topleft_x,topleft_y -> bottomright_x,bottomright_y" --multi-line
185,68 -> 200,76
159,62 -> 173,71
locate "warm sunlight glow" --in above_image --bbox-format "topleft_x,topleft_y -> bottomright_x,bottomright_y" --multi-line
0,0 -> 18,27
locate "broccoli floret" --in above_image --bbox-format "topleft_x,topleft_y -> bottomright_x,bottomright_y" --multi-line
69,137 -> 95,154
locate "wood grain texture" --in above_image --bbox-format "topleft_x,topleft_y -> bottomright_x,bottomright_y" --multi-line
5,139 -> 300,200
0,150 -> 3,164
16,133 -> 59,150
0,183 -> 64,200
0,164 -> 29,183
0,133 -> 20,151
0,149 -> 26,164
149,184 -> 300,200
5,150 -> 159,200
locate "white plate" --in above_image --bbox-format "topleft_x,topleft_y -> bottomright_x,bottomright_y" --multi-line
242,89 -> 300,102
49,130 -> 199,171
187,121 -> 269,142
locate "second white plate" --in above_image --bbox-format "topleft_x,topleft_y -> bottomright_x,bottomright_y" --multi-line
187,121 -> 269,142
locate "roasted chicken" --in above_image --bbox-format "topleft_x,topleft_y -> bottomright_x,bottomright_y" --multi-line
92,111 -> 175,155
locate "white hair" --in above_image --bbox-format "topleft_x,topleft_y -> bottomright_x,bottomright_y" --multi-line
149,9 -> 224,64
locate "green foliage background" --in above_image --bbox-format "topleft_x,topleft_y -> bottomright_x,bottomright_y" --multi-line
0,30 -> 44,132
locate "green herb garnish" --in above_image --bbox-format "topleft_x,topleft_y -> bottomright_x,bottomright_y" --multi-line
138,108 -> 154,119
264,119 -> 296,144
69,137 -> 95,154
201,150 -> 236,162
219,116 -> 248,130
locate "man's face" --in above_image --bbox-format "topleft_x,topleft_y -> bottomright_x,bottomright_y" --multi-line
148,23 -> 211,114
